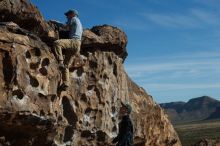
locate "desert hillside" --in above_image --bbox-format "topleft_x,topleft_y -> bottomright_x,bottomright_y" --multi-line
160,96 -> 220,124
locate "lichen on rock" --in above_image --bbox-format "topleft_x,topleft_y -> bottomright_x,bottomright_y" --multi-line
0,0 -> 181,146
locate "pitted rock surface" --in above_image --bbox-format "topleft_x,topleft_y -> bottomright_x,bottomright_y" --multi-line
0,1 -> 181,146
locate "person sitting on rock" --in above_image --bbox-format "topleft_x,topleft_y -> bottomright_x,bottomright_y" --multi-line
112,102 -> 133,146
50,9 -> 83,90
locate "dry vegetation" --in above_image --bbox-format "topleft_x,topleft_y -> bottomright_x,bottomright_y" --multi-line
175,119 -> 220,146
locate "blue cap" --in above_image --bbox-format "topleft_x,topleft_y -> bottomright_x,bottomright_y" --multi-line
65,9 -> 79,16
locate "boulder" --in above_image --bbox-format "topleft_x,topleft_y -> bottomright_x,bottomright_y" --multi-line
0,0 -> 182,146
82,25 -> 128,60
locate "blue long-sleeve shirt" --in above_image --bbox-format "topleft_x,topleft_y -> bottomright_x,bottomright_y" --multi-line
66,16 -> 83,40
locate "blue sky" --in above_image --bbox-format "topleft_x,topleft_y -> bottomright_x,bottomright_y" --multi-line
32,0 -> 220,103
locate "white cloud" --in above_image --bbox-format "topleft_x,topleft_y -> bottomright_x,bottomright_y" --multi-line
143,83 -> 220,91
142,83 -> 220,103
126,59 -> 220,74
126,50 -> 220,64
193,0 -> 220,6
114,18 -> 149,31
143,13 -> 199,28
125,50 -> 220,86
190,9 -> 219,25
140,8 -> 220,29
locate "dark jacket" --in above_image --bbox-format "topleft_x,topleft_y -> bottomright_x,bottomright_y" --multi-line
112,115 -> 134,146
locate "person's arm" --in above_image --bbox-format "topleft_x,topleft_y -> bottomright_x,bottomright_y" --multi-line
112,120 -> 127,144
112,122 -> 124,144
116,118 -> 133,146
66,17 -> 78,30
116,123 -> 128,145
49,20 -> 70,30
49,20 -> 64,26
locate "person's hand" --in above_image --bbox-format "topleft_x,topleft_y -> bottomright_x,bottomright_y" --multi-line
7,22 -> 18,27
49,19 -> 58,24
49,20 -> 65,28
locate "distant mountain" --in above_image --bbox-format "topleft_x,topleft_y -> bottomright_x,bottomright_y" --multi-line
160,96 -> 220,124
206,106 -> 220,120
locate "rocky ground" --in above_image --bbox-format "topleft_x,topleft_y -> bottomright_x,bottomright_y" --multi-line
0,0 -> 181,146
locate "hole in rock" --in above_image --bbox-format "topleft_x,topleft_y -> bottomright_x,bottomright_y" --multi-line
62,96 -> 78,126
81,130 -> 95,139
30,62 -> 40,70
75,100 -> 79,107
85,122 -> 90,127
80,94 -> 87,103
27,73 -> 39,87
108,56 -> 113,65
96,130 -> 106,142
90,73 -> 96,81
38,93 -> 47,99
100,102 -> 105,106
3,51 -> 14,86
58,116 -> 63,121
55,111 -> 58,117
112,117 -> 116,122
64,126 -> 74,142
103,74 -> 108,80
25,51 -> 31,59
40,110 -> 45,116
39,67 -> 48,76
76,68 -> 83,77
51,95 -> 57,102
89,61 -> 98,69
85,107 -> 93,115
41,58 -> 50,66
113,63 -> 117,76
34,47 -> 41,56
94,87 -> 101,103
12,89 -> 24,99
87,85 -> 94,90
112,125 -> 117,132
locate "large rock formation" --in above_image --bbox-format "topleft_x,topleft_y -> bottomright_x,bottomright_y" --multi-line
0,0 -> 181,146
